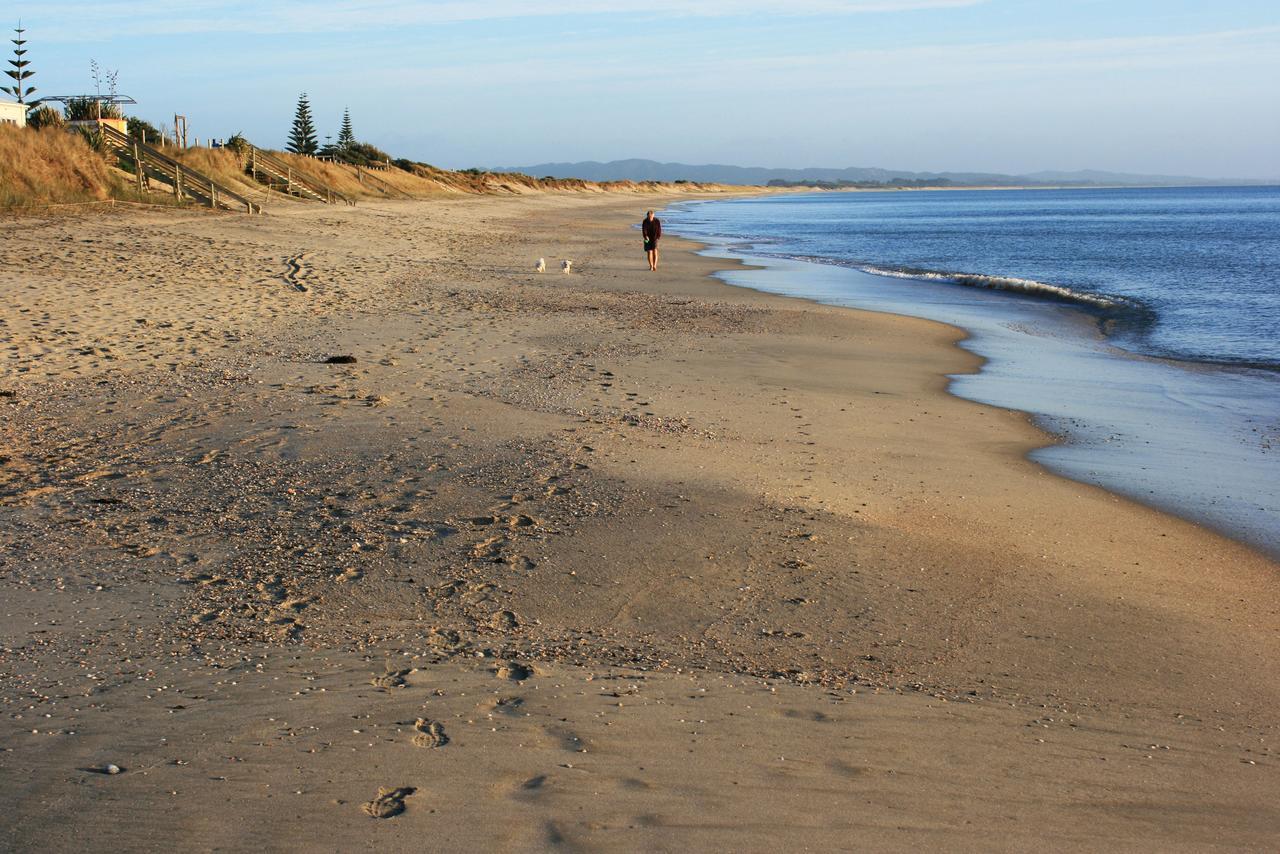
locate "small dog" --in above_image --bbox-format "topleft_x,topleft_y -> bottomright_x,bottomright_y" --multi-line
535,258 -> 546,273
561,259 -> 573,274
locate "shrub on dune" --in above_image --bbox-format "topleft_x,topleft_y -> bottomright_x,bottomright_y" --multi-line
25,105 -> 64,131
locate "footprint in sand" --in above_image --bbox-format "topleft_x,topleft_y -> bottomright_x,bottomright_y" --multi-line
372,666 -> 412,689
489,610 -> 519,631
478,695 -> 525,716
412,718 -> 449,748
471,535 -> 507,561
545,725 -> 589,753
496,661 -> 534,681
426,627 -> 463,651
362,786 -> 416,819
256,580 -> 287,603
186,572 -> 226,586
507,774 -> 551,803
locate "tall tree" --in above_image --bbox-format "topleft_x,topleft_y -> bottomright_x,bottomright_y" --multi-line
287,93 -> 318,155
337,108 -> 355,149
2,22 -> 35,104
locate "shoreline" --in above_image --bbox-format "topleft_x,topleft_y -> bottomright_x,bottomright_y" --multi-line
758,181 -> 1280,193
661,197 -> 1280,561
2,193 -> 1278,849
664,185 -> 1280,372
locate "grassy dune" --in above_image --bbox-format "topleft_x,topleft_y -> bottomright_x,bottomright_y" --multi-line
2,124 -> 730,210
172,144 -> 717,202
266,150 -> 711,198
0,125 -> 127,207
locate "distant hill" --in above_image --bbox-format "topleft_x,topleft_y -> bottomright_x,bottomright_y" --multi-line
492,159 -> 1248,188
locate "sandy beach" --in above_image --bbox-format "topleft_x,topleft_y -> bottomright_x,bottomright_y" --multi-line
2,191 -> 1278,851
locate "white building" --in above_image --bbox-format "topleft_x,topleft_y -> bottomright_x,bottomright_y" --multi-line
0,99 -> 26,127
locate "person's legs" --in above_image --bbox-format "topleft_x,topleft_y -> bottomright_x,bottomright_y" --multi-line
647,248 -> 656,271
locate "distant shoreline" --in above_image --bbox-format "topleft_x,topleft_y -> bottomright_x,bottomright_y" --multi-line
676,181 -> 1278,194
493,158 -> 1276,189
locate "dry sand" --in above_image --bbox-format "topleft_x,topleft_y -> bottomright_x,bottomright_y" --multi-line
1,192 -> 1277,851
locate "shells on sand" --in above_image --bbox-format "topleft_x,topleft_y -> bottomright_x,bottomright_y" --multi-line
86,763 -> 124,775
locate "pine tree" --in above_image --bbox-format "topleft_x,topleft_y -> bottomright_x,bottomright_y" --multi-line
287,93 -> 318,155
337,108 -> 355,150
2,22 -> 35,104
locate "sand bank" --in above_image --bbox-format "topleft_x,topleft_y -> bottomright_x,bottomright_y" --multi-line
1,193 -> 1277,850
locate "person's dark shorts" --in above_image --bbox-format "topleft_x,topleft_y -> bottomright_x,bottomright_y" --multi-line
644,239 -> 654,251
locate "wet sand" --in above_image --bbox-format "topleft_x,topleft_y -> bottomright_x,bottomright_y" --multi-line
1,193 -> 1278,850
674,244 -> 1280,560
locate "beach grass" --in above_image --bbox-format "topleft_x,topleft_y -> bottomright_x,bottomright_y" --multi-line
1,123 -> 727,211
0,124 -> 124,207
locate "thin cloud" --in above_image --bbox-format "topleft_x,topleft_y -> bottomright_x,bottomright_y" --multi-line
338,24 -> 1280,94
629,24 -> 1280,91
31,0 -> 990,40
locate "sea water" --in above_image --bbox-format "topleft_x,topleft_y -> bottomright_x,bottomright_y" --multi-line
662,187 -> 1280,558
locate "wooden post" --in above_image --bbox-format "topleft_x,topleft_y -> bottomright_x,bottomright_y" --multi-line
174,164 -> 181,198
210,184 -> 218,209
133,143 -> 144,193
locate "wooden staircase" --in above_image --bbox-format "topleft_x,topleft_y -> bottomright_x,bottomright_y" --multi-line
244,143 -> 352,205
99,124 -> 261,214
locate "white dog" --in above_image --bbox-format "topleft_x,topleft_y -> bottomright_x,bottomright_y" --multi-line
535,258 -> 546,273
561,259 -> 573,274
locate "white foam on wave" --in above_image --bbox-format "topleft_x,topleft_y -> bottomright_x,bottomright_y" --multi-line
856,265 -> 1127,311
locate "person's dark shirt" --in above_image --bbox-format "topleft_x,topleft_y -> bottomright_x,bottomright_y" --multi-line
642,217 -> 662,243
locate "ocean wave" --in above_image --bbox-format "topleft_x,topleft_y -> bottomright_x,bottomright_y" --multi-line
853,263 -> 1142,313
669,210 -> 1280,375
778,255 -> 1280,371
749,252 -> 1279,373
741,249 -> 1147,316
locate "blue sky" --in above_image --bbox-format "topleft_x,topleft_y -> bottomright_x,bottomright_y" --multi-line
10,1 -> 1280,177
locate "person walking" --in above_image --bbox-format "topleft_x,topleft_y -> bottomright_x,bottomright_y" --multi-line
642,210 -> 662,271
